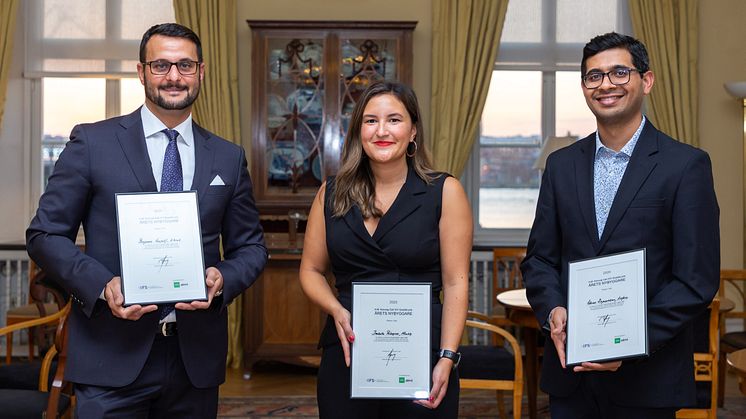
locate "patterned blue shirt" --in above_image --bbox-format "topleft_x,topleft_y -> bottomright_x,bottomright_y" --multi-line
593,116 -> 646,238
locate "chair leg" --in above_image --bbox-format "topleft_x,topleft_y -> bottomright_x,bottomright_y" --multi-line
718,352 -> 727,407
5,332 -> 13,364
496,390 -> 506,419
28,326 -> 36,361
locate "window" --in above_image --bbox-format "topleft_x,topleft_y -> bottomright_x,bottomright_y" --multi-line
26,0 -> 173,192
465,0 -> 632,245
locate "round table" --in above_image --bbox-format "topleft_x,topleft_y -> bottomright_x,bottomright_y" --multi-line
496,289 -> 540,419
727,348 -> 746,396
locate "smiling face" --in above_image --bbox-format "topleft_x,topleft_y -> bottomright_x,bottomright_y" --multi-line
359,93 -> 417,166
137,35 -> 204,114
581,47 -> 654,128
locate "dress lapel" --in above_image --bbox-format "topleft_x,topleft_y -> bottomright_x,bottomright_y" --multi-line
598,121 -> 659,250
372,168 -> 427,242
574,135 -> 600,251
342,205 -> 380,249
116,108 -> 157,192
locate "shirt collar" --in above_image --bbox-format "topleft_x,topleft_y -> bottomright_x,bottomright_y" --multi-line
140,105 -> 194,147
595,115 -> 646,157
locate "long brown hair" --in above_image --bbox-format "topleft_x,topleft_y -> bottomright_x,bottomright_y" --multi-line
332,81 -> 436,218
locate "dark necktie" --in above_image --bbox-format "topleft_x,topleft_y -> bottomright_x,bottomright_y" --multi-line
160,129 -> 183,192
159,128 -> 182,320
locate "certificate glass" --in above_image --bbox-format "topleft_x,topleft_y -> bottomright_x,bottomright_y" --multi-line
350,282 -> 431,399
567,249 -> 647,366
116,191 -> 207,305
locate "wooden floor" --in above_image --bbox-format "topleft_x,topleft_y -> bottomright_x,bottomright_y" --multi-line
219,360 -> 746,399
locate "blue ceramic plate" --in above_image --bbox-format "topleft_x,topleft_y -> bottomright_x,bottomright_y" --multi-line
312,154 -> 322,181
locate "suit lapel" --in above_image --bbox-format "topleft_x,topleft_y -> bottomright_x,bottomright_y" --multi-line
190,123 -> 215,194
598,121 -> 659,250
574,135 -> 601,251
372,168 -> 426,242
116,108 -> 157,192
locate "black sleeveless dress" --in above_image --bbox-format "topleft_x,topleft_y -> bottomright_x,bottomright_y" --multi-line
316,168 -> 459,419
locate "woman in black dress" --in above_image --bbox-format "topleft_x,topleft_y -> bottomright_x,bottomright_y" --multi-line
299,81 -> 472,418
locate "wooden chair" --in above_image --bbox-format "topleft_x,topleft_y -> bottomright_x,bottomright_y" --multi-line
717,269 -> 746,407
676,297 -> 720,419
459,319 -> 523,419
468,247 -> 526,332
0,301 -> 73,418
5,259 -> 67,363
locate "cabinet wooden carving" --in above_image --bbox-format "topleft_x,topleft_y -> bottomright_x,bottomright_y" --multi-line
243,20 -> 416,372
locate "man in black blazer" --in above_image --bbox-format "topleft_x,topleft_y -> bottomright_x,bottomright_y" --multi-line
521,32 -> 719,418
26,23 -> 267,417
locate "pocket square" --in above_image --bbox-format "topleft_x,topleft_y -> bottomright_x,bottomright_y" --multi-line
209,175 -> 225,186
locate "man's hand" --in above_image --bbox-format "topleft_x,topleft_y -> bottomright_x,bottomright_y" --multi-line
573,360 -> 622,372
104,276 -> 158,320
175,267 -> 224,311
549,306 -> 568,368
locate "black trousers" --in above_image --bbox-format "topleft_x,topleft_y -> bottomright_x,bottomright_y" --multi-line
317,343 -> 459,419
74,335 -> 219,419
549,372 -> 676,419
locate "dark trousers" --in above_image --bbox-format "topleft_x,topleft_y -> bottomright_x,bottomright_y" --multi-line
549,372 -> 676,419
317,344 -> 459,419
74,335 -> 218,419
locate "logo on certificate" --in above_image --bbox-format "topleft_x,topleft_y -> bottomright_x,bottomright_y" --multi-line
399,376 -> 405,383
173,281 -> 181,288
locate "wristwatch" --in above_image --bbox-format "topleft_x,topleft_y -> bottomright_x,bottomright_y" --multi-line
438,349 -> 461,368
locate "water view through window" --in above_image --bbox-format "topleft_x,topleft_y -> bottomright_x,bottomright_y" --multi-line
479,70 -> 595,229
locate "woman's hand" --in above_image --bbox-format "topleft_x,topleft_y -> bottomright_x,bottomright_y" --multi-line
332,306 -> 355,367
414,358 -> 452,409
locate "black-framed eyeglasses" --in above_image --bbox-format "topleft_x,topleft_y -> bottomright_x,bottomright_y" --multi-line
143,59 -> 201,75
582,67 -> 643,89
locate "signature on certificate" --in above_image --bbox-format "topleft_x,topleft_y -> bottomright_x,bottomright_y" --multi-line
381,348 -> 402,366
156,255 -> 171,272
597,313 -> 613,327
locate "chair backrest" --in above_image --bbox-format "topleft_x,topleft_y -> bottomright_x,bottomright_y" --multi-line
28,259 -> 68,315
492,248 -> 526,297
459,319 -> 523,419
676,297 -> 720,419
719,269 -> 746,332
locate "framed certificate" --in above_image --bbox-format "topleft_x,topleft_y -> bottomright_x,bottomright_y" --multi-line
566,249 -> 648,366
116,191 -> 207,305
350,282 -> 431,399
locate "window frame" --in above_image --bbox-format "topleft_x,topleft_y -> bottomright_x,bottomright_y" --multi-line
24,0 -> 172,200
465,0 -> 632,246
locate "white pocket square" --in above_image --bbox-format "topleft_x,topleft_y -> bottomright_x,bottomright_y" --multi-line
209,175 -> 225,186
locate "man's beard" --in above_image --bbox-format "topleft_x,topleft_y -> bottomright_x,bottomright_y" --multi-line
144,78 -> 200,110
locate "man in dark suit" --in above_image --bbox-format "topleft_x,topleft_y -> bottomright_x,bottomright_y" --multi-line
26,23 -> 267,417
521,32 -> 719,418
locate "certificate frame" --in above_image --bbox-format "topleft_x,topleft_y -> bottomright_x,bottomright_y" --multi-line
566,248 -> 648,366
116,191 -> 207,306
350,282 -> 431,400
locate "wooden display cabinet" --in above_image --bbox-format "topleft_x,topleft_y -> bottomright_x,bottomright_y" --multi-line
243,20 -> 415,373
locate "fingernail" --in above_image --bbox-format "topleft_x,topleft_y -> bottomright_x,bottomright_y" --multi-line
348,335 -> 355,342
429,396 -> 434,402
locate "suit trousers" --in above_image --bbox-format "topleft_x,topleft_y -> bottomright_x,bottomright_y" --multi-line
74,334 -> 219,418
317,343 -> 459,419
549,371 -> 675,419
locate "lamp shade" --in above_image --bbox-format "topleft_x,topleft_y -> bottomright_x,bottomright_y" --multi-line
533,135 -> 577,170
724,81 -> 746,99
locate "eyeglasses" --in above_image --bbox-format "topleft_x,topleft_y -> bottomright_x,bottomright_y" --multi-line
582,67 -> 643,89
143,59 -> 200,76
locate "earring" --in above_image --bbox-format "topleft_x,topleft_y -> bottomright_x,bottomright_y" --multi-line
406,141 -> 417,158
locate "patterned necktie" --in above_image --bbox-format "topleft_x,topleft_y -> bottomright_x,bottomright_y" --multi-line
159,128 -> 181,320
160,129 -> 183,192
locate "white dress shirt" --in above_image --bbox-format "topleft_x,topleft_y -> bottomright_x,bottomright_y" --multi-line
140,105 -> 196,191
